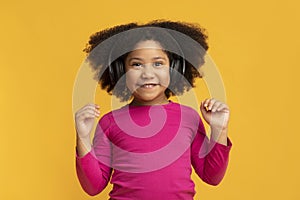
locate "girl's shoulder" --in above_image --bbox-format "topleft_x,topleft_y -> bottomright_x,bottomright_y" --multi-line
96,111 -> 113,130
166,101 -> 203,130
170,101 -> 200,114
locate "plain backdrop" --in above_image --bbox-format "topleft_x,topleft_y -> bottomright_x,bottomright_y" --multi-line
1,0 -> 300,199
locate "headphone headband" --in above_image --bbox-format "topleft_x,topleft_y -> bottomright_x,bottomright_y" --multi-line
108,27 -> 186,85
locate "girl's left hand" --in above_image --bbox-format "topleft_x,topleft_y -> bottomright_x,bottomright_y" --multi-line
200,98 -> 230,130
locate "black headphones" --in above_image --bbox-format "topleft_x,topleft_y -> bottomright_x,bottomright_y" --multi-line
169,55 -> 186,90
108,56 -> 185,85
108,59 -> 125,85
108,32 -> 186,87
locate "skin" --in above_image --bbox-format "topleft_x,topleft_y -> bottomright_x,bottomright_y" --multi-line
124,40 -> 170,106
75,40 -> 230,157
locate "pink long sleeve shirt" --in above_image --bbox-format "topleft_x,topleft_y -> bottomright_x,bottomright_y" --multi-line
76,101 -> 232,199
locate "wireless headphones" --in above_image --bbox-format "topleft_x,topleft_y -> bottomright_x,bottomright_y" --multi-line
108,56 -> 185,85
169,54 -> 186,90
108,59 -> 125,85
108,29 -> 186,88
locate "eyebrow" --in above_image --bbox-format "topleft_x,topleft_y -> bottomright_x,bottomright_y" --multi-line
127,56 -> 167,62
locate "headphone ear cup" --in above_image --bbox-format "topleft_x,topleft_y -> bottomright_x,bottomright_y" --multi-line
109,64 -> 115,84
115,60 -> 125,82
170,59 -> 181,81
109,60 -> 125,84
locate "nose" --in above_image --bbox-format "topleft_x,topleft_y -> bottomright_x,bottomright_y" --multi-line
141,64 -> 155,79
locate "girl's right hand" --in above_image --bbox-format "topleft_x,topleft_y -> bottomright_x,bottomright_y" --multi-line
75,103 -> 100,139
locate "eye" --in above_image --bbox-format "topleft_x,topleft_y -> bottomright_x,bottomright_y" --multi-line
153,62 -> 163,67
131,62 -> 142,68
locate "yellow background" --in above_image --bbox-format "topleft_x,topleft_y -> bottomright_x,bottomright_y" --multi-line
1,0 -> 300,199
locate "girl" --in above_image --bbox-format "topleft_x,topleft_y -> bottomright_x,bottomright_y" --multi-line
75,20 -> 232,200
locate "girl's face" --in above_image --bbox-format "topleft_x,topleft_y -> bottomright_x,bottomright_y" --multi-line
125,40 -> 170,105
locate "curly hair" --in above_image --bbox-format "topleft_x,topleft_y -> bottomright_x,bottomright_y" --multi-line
83,19 -> 209,102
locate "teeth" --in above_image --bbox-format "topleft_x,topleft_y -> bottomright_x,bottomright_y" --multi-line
141,84 -> 156,88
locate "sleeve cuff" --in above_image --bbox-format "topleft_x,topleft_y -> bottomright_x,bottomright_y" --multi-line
75,148 -> 97,161
214,137 -> 233,152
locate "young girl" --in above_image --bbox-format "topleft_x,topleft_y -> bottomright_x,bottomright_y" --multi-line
75,20 -> 232,200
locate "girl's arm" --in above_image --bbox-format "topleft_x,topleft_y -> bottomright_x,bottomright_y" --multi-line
191,98 -> 232,185
191,128 -> 232,185
75,104 -> 112,195
76,148 -> 112,196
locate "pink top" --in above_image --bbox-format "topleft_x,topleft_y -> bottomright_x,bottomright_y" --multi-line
76,101 -> 232,199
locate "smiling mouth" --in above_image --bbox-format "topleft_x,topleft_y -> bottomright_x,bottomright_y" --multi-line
138,83 -> 159,88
